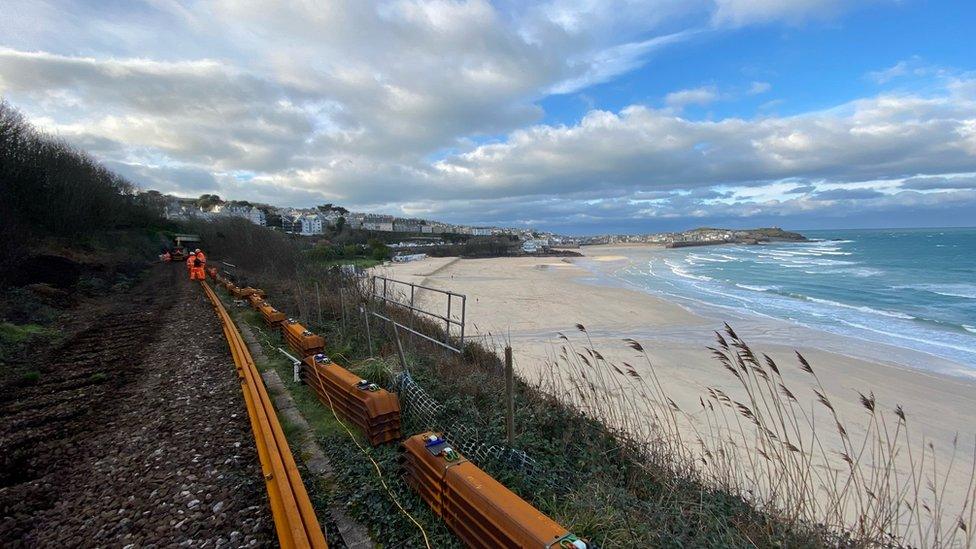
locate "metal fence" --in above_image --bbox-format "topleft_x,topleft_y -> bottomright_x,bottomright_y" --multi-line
368,275 -> 466,354
391,371 -> 547,483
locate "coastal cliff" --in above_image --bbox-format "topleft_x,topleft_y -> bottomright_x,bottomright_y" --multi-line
665,227 -> 807,248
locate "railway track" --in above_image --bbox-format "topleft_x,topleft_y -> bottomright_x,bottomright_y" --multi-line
200,280 -> 329,549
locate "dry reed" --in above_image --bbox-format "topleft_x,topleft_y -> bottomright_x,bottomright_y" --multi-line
535,323 -> 976,548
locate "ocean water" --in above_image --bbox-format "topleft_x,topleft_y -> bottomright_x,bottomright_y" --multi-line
602,228 -> 976,373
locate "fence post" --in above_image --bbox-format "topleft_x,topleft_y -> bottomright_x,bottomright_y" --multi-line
505,346 -> 515,446
393,323 -> 409,374
315,281 -> 322,326
362,305 -> 373,356
460,294 -> 466,351
339,287 -> 347,335
446,295 -> 452,348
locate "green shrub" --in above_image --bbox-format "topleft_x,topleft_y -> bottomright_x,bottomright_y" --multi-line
21,370 -> 40,383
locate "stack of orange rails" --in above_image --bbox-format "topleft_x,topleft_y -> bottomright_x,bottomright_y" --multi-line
258,302 -> 286,329
246,294 -> 264,309
301,354 -> 402,446
233,286 -> 264,300
402,433 -> 589,549
282,319 -> 325,357
225,282 -> 238,294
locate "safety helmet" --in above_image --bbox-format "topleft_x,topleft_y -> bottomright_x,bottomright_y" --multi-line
189,251 -> 196,255
195,248 -> 201,253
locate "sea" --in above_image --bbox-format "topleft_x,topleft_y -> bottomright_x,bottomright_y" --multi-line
593,227 -> 976,375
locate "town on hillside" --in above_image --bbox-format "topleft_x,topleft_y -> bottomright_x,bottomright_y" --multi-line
160,193 -> 805,256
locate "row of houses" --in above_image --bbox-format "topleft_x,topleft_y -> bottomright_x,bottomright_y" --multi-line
164,203 -> 266,226
162,195 -> 566,241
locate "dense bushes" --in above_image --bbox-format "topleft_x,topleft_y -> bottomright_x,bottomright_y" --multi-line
180,217 -> 304,280
307,238 -> 392,264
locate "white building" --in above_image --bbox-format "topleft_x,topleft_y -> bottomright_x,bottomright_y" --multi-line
393,253 -> 427,263
362,221 -> 394,232
300,214 -> 325,235
522,239 -> 548,253
247,207 -> 266,226
471,227 -> 492,236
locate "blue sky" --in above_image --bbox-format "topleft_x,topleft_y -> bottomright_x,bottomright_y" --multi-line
1,0 -> 975,235
541,1 -> 976,125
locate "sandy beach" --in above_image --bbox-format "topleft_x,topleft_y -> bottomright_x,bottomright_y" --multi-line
376,247 -> 976,527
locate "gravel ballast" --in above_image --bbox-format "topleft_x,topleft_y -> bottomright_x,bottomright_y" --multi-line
0,266 -> 276,546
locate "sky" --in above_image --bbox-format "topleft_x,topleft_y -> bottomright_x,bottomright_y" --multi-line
1,0 -> 975,235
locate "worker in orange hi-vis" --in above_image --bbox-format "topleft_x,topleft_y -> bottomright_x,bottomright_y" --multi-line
186,251 -> 196,275
195,248 -> 207,265
189,255 -> 206,281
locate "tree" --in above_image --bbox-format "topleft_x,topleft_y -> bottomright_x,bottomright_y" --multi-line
367,238 -> 391,261
196,194 -> 223,211
335,216 -> 346,231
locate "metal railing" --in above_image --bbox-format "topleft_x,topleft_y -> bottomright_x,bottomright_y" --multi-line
368,275 -> 466,354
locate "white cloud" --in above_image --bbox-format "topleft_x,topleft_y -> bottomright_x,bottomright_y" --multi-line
711,0 -> 863,27
430,82 -> 976,203
865,56 -> 944,84
748,81 -> 772,95
665,86 -> 719,108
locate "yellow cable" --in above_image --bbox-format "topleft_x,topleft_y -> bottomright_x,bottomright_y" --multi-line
309,362 -> 433,549
244,293 -> 431,547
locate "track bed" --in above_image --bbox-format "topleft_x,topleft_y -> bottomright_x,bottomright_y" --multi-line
0,266 -> 275,546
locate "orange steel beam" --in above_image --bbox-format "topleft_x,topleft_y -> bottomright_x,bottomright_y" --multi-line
201,281 -> 328,549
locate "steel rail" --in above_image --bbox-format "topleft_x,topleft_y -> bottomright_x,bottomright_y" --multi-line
201,281 -> 328,549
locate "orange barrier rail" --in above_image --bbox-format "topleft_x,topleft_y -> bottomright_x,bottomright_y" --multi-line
201,281 -> 328,549
283,319 -> 325,357
258,302 -> 287,328
232,286 -> 250,299
247,294 -> 265,309
402,433 -> 588,549
301,354 -> 401,446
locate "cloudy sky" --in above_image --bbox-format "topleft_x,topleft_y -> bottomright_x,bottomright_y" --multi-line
1,0 -> 975,234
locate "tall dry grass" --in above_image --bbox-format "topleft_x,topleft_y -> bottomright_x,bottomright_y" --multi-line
537,323 -> 976,548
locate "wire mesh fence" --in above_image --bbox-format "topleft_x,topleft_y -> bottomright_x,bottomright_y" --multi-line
391,370 -> 563,491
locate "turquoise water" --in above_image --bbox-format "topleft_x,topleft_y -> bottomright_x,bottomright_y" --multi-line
608,228 -> 976,372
